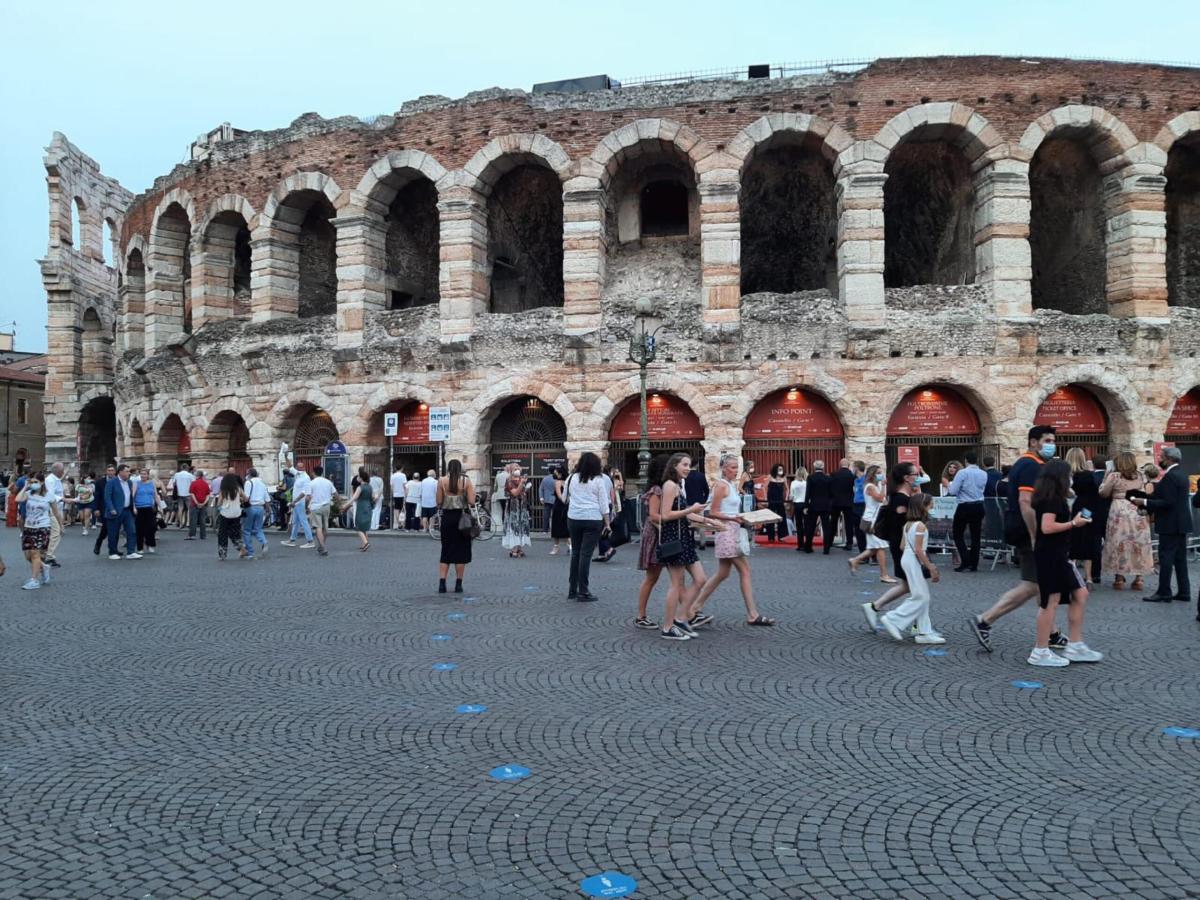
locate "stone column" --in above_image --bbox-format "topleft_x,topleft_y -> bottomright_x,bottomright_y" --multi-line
836,172 -> 887,328
247,430 -> 282,484
562,184 -> 606,337
119,279 -> 145,353
699,180 -> 741,343
334,204 -> 388,348
973,157 -> 1032,317
1106,168 -> 1169,318
192,230 -> 236,329
437,187 -> 488,347
249,230 -> 300,322
143,270 -> 185,352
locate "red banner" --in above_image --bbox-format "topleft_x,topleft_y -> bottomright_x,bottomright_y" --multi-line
390,402 -> 433,445
887,387 -> 980,436
1167,389 -> 1200,434
1034,385 -> 1108,434
745,388 -> 843,438
609,393 -> 704,440
896,446 -> 920,467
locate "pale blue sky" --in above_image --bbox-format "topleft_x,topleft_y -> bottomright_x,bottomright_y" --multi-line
1,0 -> 1194,352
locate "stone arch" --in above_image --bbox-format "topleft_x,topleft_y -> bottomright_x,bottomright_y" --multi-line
729,368 -> 851,426
1163,120 -> 1200,309
467,378 -> 579,447
121,234 -> 148,276
1155,112 -> 1200,155
354,383 -> 437,436
78,395 -> 116,474
876,372 -> 1002,441
595,374 -> 723,439
589,119 -> 711,189
152,399 -> 196,438
356,148 -> 449,202
461,134 -> 572,196
196,194 -> 257,323
200,395 -> 258,434
875,103 -> 1004,167
127,419 -> 146,461
1021,365 -> 1141,447
80,306 -> 109,379
728,113 -> 853,174
259,171 -> 344,225
1019,105 -> 1139,170
155,412 -> 190,462
146,189 -> 197,349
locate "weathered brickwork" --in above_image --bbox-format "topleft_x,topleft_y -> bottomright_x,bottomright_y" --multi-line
38,58 -> 1200,480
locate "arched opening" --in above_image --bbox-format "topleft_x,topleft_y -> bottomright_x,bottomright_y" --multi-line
72,197 -> 84,251
269,190 -> 338,319
102,218 -> 117,267
743,387 -> 845,478
365,401 -> 440,485
120,247 -> 146,351
608,392 -> 704,477
1166,388 -> 1200,475
80,308 -> 108,379
158,413 -> 192,468
292,407 -> 340,472
1167,134 -> 1200,309
208,410 -> 252,475
1030,135 -> 1107,314
884,129 -> 975,287
488,397 -> 568,511
78,397 -> 116,474
740,138 -> 837,295
385,178 -> 440,310
886,386 -> 995,475
1034,385 -> 1110,459
640,180 -> 688,236
487,164 -> 563,313
203,211 -> 253,319
151,201 -> 194,336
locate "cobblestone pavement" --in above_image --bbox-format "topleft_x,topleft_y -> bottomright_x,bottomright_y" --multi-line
2,526 -> 1199,899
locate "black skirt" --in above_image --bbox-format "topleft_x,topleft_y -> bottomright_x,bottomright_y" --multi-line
439,509 -> 473,565
550,498 -> 569,539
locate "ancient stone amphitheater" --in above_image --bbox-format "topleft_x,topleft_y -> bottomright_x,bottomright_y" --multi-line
40,56 -> 1200,485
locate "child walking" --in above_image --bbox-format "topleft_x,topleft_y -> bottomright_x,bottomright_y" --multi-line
1029,460 -> 1104,667
17,476 -> 61,590
879,493 -> 945,644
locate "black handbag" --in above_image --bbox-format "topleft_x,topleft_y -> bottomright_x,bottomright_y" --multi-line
655,517 -> 683,560
458,507 -> 481,539
610,513 -> 631,548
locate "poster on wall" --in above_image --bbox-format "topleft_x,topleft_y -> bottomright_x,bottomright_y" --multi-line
1167,390 -> 1200,435
887,388 -> 979,436
744,388 -> 843,438
1034,386 -> 1107,433
391,403 -> 433,445
896,446 -> 921,467
609,394 -> 704,440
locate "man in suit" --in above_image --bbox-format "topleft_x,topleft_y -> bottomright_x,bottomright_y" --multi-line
829,458 -> 857,551
92,463 -> 116,555
1133,446 -> 1191,602
802,460 -> 834,554
982,456 -> 1003,498
104,464 -> 141,560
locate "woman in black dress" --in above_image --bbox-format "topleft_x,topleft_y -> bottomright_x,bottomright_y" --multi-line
1029,460 -> 1104,667
436,459 -> 476,594
1065,448 -> 1100,585
549,467 -> 570,555
765,464 -> 787,542
861,462 -> 918,631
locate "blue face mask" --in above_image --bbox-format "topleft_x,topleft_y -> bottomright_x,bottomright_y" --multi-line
913,474 -> 930,485
1039,443 -> 1056,460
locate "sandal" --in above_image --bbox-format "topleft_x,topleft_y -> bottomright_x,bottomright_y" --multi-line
360,542 -> 370,552
747,615 -> 776,626
1130,578 -> 1144,592
1112,577 -> 1126,590
881,576 -> 900,584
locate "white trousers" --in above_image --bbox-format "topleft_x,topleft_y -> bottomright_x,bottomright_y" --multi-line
882,550 -> 934,634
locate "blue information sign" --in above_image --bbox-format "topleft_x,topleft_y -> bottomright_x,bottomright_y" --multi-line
923,649 -> 947,657
580,872 -> 638,897
1011,680 -> 1043,689
432,663 -> 457,671
456,704 -> 487,714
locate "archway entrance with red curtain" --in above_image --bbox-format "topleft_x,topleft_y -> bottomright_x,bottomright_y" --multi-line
208,410 -> 251,476
608,393 -> 705,479
1034,385 -> 1109,460
367,401 -> 440,482
158,413 -> 193,471
743,387 -> 845,479
886,386 -> 994,478
1165,388 -> 1200,482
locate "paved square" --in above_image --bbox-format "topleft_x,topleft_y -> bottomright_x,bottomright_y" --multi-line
2,528 -> 1199,898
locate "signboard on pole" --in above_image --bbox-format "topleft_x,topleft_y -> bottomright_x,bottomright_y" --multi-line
428,407 -> 451,443
896,445 -> 921,468
383,412 -> 399,437
1153,441 -> 1175,462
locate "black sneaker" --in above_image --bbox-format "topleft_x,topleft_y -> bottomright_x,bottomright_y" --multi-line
675,619 -> 699,638
660,625 -> 690,641
689,613 -> 714,628
46,559 -> 61,568
1049,631 -> 1068,650
635,617 -> 659,629
969,616 -> 993,652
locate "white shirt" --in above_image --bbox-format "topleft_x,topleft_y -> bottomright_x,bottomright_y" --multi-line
24,494 -> 52,528
308,476 -> 336,508
420,476 -> 438,508
790,479 -> 806,504
565,474 -> 611,521
44,472 -> 64,510
369,475 -> 384,505
245,476 -> 270,505
390,471 -> 408,498
291,470 -> 312,503
406,479 -> 422,502
171,470 -> 194,496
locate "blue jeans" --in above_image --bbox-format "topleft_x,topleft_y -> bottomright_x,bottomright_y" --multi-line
244,506 -> 267,556
106,509 -> 136,556
290,499 -> 313,542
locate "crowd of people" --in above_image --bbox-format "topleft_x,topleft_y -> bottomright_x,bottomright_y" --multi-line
7,422 -> 1196,666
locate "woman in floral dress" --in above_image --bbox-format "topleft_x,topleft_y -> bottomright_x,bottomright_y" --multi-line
502,468 -> 531,558
1099,451 -> 1153,591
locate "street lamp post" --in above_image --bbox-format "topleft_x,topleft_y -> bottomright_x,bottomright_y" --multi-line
628,301 -> 664,488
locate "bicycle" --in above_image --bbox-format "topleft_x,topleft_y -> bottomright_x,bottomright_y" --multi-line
428,501 -> 493,541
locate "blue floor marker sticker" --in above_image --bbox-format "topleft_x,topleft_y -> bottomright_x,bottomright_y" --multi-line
448,613 -> 467,621
1011,680 -> 1043,689
456,703 -> 487,714
463,596 -> 476,602
923,649 -> 947,657
859,590 -> 875,596
524,585 -> 539,592
580,872 -> 637,897
489,764 -> 531,781
431,634 -> 451,641
432,662 -> 458,671
1163,726 -> 1200,739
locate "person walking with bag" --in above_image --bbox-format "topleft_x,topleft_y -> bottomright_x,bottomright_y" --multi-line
215,473 -> 248,561
656,453 -> 722,640
565,452 -> 611,602
849,465 -> 898,583
634,455 -> 670,629
877,493 -> 945,644
689,454 -> 775,627
133,466 -> 161,554
549,466 -> 570,555
346,465 -> 374,551
436,459 -> 476,594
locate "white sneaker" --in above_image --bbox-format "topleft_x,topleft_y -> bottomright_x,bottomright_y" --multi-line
40,568 -> 51,585
108,554 -> 122,560
147,547 -> 155,554
1062,641 -> 1103,663
861,601 -> 879,630
126,552 -> 143,560
914,632 -> 947,645
21,578 -> 40,590
880,615 -> 904,641
299,542 -> 316,549
1028,647 -> 1070,667
81,528 -> 88,536
280,540 -> 296,547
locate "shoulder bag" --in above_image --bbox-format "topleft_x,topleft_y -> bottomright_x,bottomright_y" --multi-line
655,495 -> 684,560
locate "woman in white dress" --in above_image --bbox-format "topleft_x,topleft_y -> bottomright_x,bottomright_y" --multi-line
849,465 -> 899,583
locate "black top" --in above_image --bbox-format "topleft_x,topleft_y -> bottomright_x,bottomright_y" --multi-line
1071,471 -> 1099,518
1004,453 -> 1045,533
766,480 -> 786,504
886,490 -> 910,545
830,467 -> 856,507
984,468 -> 1002,498
1034,499 -> 1070,559
1146,467 -> 1195,535
806,471 -> 834,512
684,469 -> 710,505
